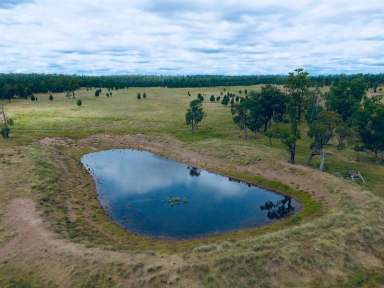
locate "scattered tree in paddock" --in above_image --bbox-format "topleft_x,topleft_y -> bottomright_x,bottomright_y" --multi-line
265,126 -> 285,145
216,96 -> 221,102
235,96 -> 240,102
221,95 -> 229,105
244,89 -> 248,95
72,91 -> 76,99
188,91 -> 191,96
305,87 -> 323,124
95,88 -> 101,97
231,100 -> 251,140
326,78 -> 367,123
210,95 -> 215,102
230,98 -> 235,105
247,85 -> 287,132
279,127 -> 300,164
137,93 -> 141,100
239,90 -> 242,94
49,94 -> 54,101
220,91 -> 223,96
307,111 -> 342,171
197,93 -> 204,102
283,68 -> 311,163
30,95 -> 36,101
335,124 -> 354,150
353,96 -> 384,160
143,93 -> 147,99
185,99 -> 205,133
76,99 -> 82,107
0,105 -> 13,138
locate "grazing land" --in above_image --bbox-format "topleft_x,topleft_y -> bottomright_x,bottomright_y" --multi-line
1,85 -> 384,287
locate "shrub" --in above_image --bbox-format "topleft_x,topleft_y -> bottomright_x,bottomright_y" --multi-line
0,127 -> 10,138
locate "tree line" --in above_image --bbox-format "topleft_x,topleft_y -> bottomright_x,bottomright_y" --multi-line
1,73 -> 384,100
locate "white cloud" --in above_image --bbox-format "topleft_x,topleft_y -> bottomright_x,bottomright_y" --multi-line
0,0 -> 383,74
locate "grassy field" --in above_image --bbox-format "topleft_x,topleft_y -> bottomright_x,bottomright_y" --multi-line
1,86 -> 384,287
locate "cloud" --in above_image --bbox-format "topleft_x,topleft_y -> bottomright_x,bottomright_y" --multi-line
0,0 -> 383,74
0,0 -> 33,8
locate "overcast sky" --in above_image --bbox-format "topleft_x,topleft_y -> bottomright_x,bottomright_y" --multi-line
1,0 -> 383,75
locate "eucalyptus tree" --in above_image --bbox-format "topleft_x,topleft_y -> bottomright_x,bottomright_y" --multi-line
186,99 -> 205,133
307,111 -> 342,170
326,77 -> 367,123
0,105 -> 12,138
284,68 -> 311,164
231,100 -> 251,140
353,95 -> 384,160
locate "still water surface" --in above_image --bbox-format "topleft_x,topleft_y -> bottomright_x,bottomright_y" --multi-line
81,149 -> 298,239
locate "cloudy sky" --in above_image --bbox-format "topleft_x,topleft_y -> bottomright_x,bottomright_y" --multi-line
1,0 -> 383,75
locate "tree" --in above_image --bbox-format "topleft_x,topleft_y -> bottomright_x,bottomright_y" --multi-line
210,95 -> 215,102
335,124 -> 354,150
231,100 -> 251,140
284,68 -> 311,164
221,95 -> 229,105
305,87 -> 323,124
95,89 -> 101,97
248,85 -> 287,132
326,78 -> 367,123
307,111 -> 342,170
197,93 -> 204,102
265,126 -> 286,145
137,93 -> 141,100
76,99 -> 82,106
49,94 -> 54,101
0,105 -> 13,138
353,96 -> 384,160
143,92 -> 147,99
185,99 -> 205,133
278,127 -> 300,164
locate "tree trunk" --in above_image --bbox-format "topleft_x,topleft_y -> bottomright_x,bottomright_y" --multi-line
319,149 -> 325,171
289,143 -> 296,164
243,127 -> 248,141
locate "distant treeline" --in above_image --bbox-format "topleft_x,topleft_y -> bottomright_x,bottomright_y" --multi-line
1,73 -> 384,99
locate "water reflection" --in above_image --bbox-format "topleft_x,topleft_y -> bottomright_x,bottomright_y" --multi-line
260,196 -> 295,219
188,166 -> 201,177
81,149 -> 299,239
